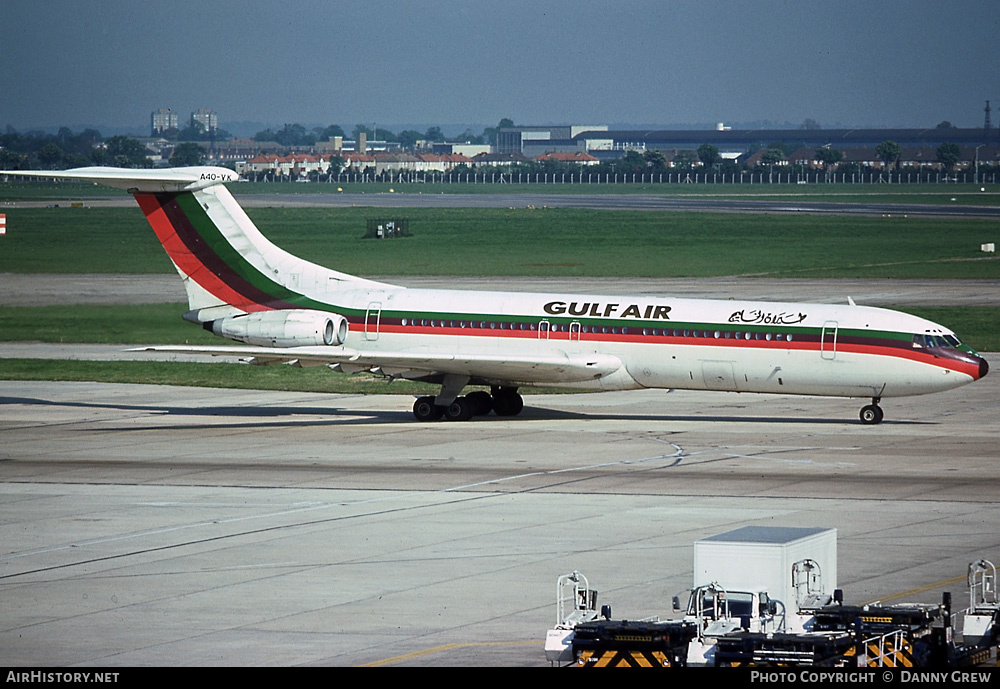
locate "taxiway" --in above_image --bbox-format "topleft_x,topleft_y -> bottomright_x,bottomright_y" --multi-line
1,371 -> 997,666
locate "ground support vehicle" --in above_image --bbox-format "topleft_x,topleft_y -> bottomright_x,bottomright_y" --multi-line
544,531 -> 998,668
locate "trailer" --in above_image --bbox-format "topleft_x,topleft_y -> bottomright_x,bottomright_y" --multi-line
691,526 -> 836,633
544,528 -> 999,668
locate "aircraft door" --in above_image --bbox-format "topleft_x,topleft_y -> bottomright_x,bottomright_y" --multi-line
821,321 -> 838,360
365,302 -> 382,341
538,319 -> 551,339
702,361 -> 738,391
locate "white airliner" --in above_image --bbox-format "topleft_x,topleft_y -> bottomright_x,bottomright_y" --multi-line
4,166 -> 988,423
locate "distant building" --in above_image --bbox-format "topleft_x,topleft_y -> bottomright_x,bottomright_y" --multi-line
191,109 -> 218,134
150,108 -> 178,136
431,142 -> 491,158
499,124 -> 996,163
533,151 -> 599,165
416,152 -> 473,171
471,152 -> 530,168
497,125 -> 608,156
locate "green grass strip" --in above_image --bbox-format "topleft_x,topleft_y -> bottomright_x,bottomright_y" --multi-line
2,206 -> 999,278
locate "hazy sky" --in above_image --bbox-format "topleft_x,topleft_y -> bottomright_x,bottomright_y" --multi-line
3,0 -> 998,134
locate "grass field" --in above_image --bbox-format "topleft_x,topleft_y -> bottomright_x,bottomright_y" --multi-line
2,206 -> 999,279
0,358 -> 442,395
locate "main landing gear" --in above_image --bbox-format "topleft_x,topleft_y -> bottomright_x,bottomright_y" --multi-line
412,386 -> 524,422
859,398 -> 884,425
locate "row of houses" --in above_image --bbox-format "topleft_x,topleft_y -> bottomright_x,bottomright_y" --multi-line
236,150 -> 602,177
238,152 -> 472,177
228,141 -> 1000,177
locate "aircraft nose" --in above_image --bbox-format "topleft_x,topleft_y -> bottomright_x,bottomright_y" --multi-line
979,356 -> 990,380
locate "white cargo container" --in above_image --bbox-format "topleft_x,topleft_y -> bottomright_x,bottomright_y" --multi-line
693,526 -> 837,619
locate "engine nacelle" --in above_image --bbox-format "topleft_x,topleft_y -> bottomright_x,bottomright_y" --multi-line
211,310 -> 349,347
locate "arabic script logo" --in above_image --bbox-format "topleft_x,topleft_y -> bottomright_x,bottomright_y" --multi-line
728,309 -> 807,325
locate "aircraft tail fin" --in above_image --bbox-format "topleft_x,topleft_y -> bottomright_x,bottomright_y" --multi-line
3,167 -> 388,321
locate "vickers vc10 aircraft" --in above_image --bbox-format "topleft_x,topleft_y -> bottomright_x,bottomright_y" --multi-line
5,166 -> 988,424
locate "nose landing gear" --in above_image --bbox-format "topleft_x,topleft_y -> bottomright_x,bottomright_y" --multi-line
859,398 -> 884,425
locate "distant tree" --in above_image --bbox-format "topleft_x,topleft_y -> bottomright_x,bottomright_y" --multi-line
169,142 -> 206,167
672,150 -> 698,170
619,149 -> 646,173
255,124 -> 314,147
643,149 -> 667,171
72,128 -> 103,155
875,140 -> 901,170
767,141 -> 802,158
759,149 -> 784,169
104,135 -> 150,168
697,143 -> 720,169
89,148 -> 109,166
352,124 -> 374,141
277,124 -> 314,147
481,118 -> 515,148
719,158 -> 742,175
327,154 -> 346,174
935,121 -> 957,130
814,147 -> 843,169
801,118 -> 822,130
37,142 -> 66,168
398,130 -> 422,149
62,152 -> 92,168
177,122 -> 206,141
424,126 -> 445,143
314,124 -> 345,141
0,149 -> 27,169
936,142 -> 961,172
454,128 -> 484,145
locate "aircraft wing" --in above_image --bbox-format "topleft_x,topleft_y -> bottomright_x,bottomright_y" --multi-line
127,345 -> 624,385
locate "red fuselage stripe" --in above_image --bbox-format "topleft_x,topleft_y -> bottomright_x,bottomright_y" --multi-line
370,323 -> 981,378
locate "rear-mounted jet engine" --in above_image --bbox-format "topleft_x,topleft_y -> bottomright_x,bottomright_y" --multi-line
211,310 -> 348,347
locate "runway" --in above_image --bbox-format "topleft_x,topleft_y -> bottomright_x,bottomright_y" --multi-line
1,372 -> 998,666
7,190 -> 1000,218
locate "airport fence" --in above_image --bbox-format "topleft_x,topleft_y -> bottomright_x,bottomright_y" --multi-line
250,170 -> 999,186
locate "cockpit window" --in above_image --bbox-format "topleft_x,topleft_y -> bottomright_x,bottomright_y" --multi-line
914,334 -> 946,348
912,333 -> 978,355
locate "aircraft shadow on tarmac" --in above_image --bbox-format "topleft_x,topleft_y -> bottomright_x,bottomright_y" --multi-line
1,395 -> 929,429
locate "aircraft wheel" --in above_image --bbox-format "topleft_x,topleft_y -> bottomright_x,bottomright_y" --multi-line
444,396 -> 474,421
465,390 -> 493,416
413,396 -> 444,422
859,404 -> 884,425
492,390 -> 524,417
